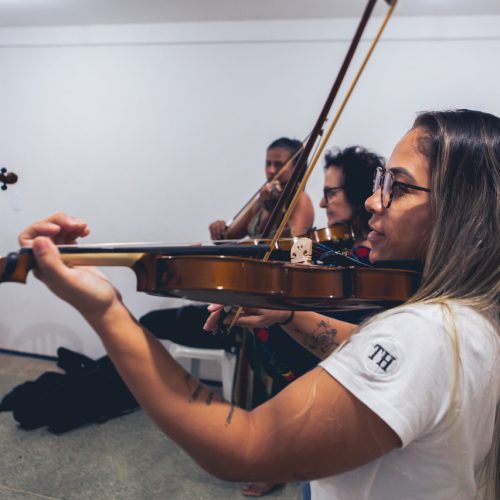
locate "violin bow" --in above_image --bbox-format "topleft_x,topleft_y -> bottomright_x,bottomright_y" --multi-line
260,0 -> 381,241
267,0 -> 398,255
228,0 -> 398,329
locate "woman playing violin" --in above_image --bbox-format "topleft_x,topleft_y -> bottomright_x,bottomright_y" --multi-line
209,137 -> 315,241
19,110 -> 499,500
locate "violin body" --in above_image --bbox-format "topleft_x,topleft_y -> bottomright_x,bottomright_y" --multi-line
147,255 -> 420,311
308,223 -> 353,246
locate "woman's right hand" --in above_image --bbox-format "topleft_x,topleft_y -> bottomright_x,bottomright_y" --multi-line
259,180 -> 282,203
203,304 -> 292,331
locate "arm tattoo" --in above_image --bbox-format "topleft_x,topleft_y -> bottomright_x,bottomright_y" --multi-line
293,319 -> 339,356
189,383 -> 202,402
205,391 -> 215,405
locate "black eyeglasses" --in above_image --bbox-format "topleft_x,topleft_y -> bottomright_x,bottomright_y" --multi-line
373,167 -> 431,208
323,186 -> 345,203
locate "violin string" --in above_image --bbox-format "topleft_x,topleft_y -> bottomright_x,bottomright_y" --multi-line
54,237 -> 302,251
228,0 -> 398,332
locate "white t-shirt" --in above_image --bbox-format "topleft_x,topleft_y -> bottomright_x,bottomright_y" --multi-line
312,302 -> 499,500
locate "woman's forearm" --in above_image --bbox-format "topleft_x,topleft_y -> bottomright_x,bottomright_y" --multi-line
280,311 -> 357,359
83,303 -> 256,481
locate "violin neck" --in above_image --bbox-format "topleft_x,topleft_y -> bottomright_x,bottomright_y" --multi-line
62,253 -> 144,267
0,243 -> 272,285
0,250 -> 145,285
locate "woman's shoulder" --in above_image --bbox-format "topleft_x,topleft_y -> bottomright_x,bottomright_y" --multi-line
369,301 -> 495,331
360,302 -> 499,364
292,190 -> 314,213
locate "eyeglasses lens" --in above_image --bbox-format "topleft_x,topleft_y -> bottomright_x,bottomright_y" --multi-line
382,172 -> 394,208
373,168 -> 393,208
373,168 -> 383,193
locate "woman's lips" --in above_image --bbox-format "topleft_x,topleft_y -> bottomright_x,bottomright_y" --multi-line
368,230 -> 385,242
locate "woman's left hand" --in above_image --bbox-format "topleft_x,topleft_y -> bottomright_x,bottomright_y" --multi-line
31,236 -> 122,319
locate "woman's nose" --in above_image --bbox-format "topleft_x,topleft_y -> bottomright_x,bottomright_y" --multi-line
365,190 -> 382,214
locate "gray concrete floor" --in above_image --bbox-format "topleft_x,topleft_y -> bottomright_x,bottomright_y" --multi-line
0,353 -> 299,500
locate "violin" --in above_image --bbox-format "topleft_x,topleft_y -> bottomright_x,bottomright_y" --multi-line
307,223 -> 354,247
0,222 -> 351,285
0,245 -> 420,311
1,2 -> 401,312
241,223 -> 352,249
0,168 -> 18,191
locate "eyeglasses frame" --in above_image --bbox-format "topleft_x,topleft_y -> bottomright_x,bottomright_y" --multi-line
323,185 -> 345,203
373,167 -> 431,208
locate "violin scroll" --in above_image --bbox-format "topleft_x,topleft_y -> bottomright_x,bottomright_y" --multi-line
0,168 -> 18,191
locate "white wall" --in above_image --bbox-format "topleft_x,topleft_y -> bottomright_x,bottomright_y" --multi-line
0,15 -> 499,359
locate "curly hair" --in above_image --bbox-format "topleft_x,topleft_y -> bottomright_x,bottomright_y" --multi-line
324,146 -> 385,239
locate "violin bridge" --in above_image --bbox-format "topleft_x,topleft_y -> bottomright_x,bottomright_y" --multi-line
290,237 -> 313,265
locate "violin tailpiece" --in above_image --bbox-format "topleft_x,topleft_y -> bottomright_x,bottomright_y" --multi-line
291,238 -> 313,265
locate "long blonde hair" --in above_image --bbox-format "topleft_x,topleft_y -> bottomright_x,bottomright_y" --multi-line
408,110 -> 499,499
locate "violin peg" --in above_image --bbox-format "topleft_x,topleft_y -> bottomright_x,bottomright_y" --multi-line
0,167 -> 19,191
291,237 -> 313,265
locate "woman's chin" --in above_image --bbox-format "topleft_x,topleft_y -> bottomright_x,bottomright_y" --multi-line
368,245 -> 391,264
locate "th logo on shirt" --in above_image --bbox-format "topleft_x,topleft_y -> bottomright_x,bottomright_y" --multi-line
365,341 -> 400,375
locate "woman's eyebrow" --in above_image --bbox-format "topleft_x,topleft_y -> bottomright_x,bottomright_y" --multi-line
388,166 -> 417,183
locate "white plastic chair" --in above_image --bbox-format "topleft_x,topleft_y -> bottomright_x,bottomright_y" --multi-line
168,343 -> 237,401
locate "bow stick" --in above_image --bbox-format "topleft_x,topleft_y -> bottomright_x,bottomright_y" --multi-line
228,0 -> 398,329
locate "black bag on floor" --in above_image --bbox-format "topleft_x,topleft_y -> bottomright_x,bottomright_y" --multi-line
0,348 -> 139,433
